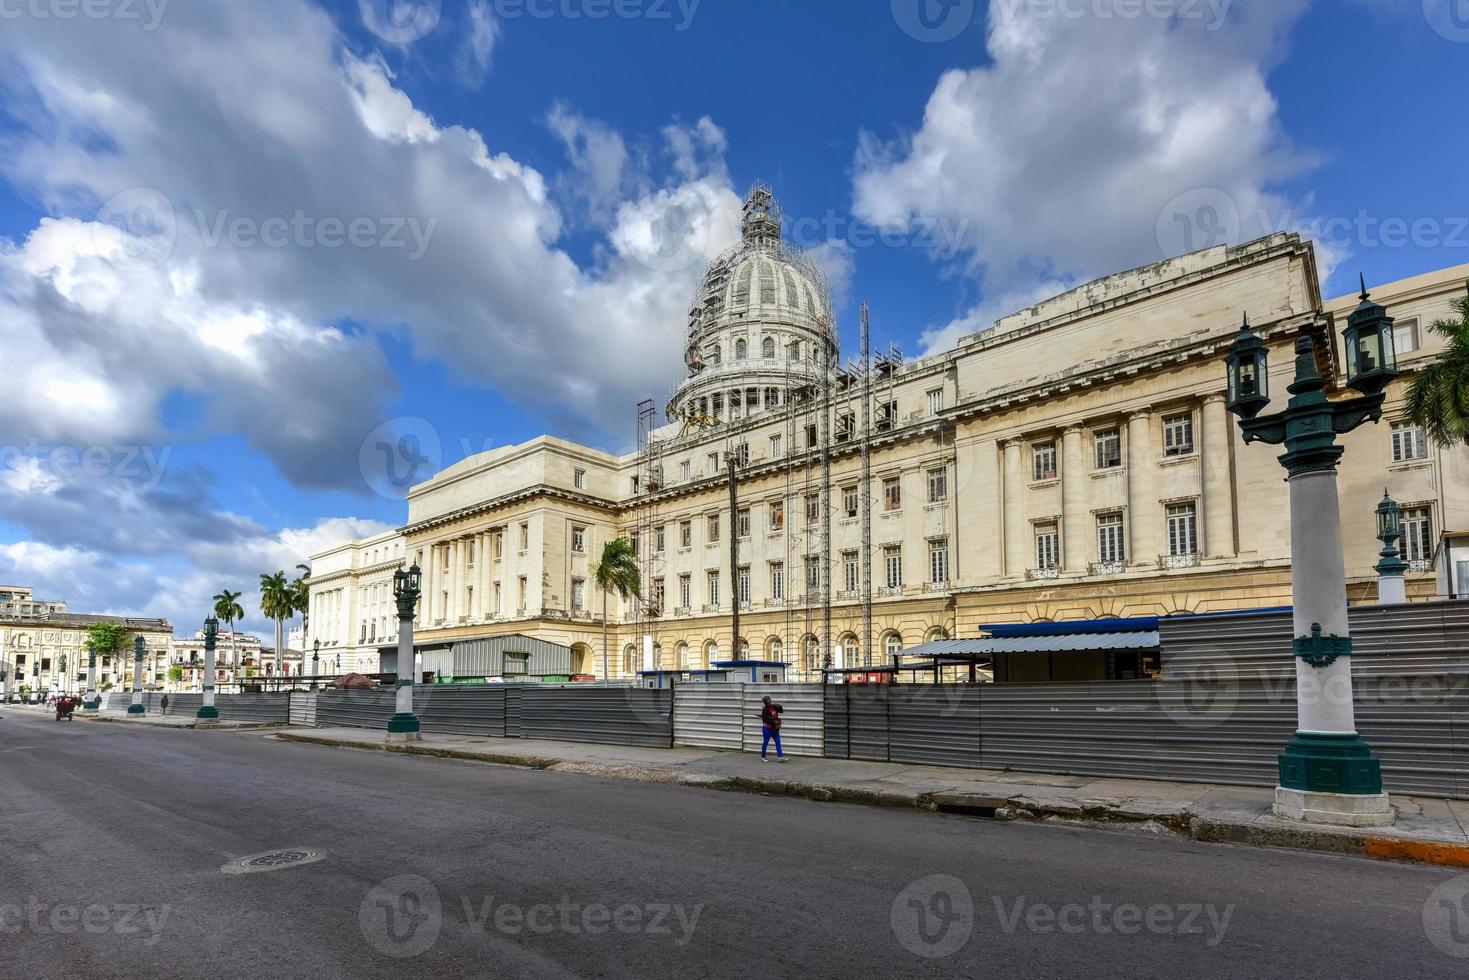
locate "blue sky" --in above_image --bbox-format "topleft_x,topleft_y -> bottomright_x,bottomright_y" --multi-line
0,0 -> 1465,636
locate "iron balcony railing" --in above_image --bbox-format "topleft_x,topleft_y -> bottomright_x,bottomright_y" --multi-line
1159,552 -> 1202,570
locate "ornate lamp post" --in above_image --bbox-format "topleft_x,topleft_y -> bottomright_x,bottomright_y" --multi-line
127,636 -> 147,715
0,663 -> 8,706
58,654 -> 68,696
388,563 -> 422,743
84,643 -> 99,710
1374,492 -> 1408,605
197,617 -> 220,724
1224,282 -> 1398,827
312,639 -> 321,690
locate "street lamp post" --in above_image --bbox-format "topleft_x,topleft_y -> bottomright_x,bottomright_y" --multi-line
312,639 -> 320,691
84,644 -> 99,711
1374,492 -> 1408,605
127,636 -> 146,715
1224,283 -> 1399,827
388,563 -> 422,743
197,617 -> 220,724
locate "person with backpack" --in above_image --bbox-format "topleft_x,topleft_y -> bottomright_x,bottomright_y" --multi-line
759,695 -> 786,763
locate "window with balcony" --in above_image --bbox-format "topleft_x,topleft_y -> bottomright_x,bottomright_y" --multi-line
571,578 -> 585,612
1096,513 -> 1125,566
929,538 -> 950,585
805,556 -> 821,592
843,486 -> 859,519
806,493 -> 821,525
1034,523 -> 1060,571
762,337 -> 776,358
769,501 -> 784,531
738,566 -> 751,605
737,508 -> 751,538
884,545 -> 903,590
770,562 -> 785,601
1166,503 -> 1199,558
706,571 -> 720,606
842,551 -> 859,593
679,574 -> 691,610
571,526 -> 586,554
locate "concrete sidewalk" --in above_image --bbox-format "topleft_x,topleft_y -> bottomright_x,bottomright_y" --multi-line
73,711 -> 284,731
274,726 -> 1469,868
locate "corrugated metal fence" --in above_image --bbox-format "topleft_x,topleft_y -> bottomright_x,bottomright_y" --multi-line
671,684 -> 823,756
95,691 -> 287,722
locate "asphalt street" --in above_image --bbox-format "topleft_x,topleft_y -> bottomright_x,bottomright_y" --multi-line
2,708 -> 1467,979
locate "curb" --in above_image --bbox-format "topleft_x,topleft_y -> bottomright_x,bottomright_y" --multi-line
270,732 -> 1469,869
77,714 -> 285,732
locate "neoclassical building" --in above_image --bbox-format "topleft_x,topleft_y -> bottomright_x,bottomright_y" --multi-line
311,187 -> 1469,680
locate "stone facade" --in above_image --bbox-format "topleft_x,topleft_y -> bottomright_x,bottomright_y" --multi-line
313,199 -> 1469,683
0,612 -> 172,698
306,529 -> 408,674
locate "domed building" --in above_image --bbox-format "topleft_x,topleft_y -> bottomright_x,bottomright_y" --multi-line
668,185 -> 838,425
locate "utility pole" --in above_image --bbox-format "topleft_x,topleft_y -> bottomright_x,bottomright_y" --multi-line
727,448 -> 741,660
860,301 -> 873,668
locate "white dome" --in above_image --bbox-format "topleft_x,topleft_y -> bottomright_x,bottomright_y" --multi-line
668,185 -> 838,422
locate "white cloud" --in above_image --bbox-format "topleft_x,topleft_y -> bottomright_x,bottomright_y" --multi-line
854,0 -> 1314,351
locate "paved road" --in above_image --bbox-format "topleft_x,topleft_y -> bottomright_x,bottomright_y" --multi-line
2,709 -> 1467,979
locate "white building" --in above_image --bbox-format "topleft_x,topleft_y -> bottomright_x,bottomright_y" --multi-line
306,528 -> 407,674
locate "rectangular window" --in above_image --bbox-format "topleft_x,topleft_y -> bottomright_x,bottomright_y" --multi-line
1163,413 -> 1194,457
706,571 -> 720,606
805,424 -> 818,449
836,412 -> 855,443
1094,429 -> 1122,470
504,652 -> 528,676
1166,503 -> 1199,557
494,582 -> 502,614
1034,523 -> 1060,571
1402,507 -> 1433,563
1392,423 -> 1428,462
927,468 -> 948,503
571,526 -> 586,554
517,576 -> 527,609
1394,316 -> 1420,354
730,443 -> 750,468
806,493 -> 821,525
929,538 -> 950,585
769,501 -> 784,531
737,507 -> 751,538
843,486 -> 859,519
805,556 -> 821,592
1033,442 -> 1057,481
680,520 -> 692,548
927,388 -> 944,415
707,514 -> 720,542
770,435 -> 782,459
652,578 -> 665,613
883,477 -> 901,512
770,562 -> 785,601
655,525 -> 666,552
571,578 -> 585,612
680,460 -> 691,482
494,533 -> 503,559
738,566 -> 751,605
678,574 -> 691,610
573,468 -> 587,490
519,523 -> 529,551
1097,513 -> 1126,564
708,452 -> 720,473
884,545 -> 903,590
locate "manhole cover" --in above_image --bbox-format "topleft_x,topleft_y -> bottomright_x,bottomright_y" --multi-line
221,847 -> 326,874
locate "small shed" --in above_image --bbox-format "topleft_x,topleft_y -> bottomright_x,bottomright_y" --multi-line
709,660 -> 789,683
381,633 -> 574,683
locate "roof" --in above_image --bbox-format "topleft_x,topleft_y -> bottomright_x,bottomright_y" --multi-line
979,616 -> 1158,637
0,612 -> 170,630
901,632 -> 1158,660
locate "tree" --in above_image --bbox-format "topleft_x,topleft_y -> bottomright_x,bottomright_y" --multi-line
213,588 -> 245,682
592,537 -> 641,682
84,622 -> 130,689
166,665 -> 184,687
1404,284 -> 1469,448
289,567 -> 311,673
259,571 -> 292,677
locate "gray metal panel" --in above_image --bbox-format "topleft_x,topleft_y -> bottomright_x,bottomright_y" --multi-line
417,685 -> 507,737
673,684 -> 743,751
288,691 -> 317,726
887,686 -> 982,768
453,635 -> 573,677
316,688 -> 397,728
823,686 -> 851,759
741,684 -> 822,757
845,685 -> 893,762
215,693 -> 289,722
164,693 -> 203,716
520,687 -> 672,747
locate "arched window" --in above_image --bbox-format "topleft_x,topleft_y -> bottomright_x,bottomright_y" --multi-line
702,640 -> 719,669
762,337 -> 776,359
839,633 -> 859,667
884,632 -> 904,658
709,345 -> 722,366
802,635 -> 820,673
735,338 -> 747,360
675,642 -> 690,670
738,638 -> 750,659
622,644 -> 637,676
925,626 -> 950,643
767,637 -> 783,662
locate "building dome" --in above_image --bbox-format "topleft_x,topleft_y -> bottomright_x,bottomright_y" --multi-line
668,184 -> 838,424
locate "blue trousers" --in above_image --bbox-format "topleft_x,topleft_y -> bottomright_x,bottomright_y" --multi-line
761,726 -> 783,758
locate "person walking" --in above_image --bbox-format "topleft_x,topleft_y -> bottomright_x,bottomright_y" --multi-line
759,695 -> 786,763
160,693 -> 170,716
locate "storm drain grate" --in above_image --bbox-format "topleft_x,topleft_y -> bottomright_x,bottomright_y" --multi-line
221,847 -> 326,874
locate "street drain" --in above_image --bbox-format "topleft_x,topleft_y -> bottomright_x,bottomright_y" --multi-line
221,847 -> 326,874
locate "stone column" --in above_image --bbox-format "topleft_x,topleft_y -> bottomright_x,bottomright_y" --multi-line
1002,439 -> 1025,576
1127,410 -> 1158,565
128,636 -> 146,715
479,532 -> 492,619
426,545 -> 441,624
1201,394 -> 1236,557
197,622 -> 219,723
1061,425 -> 1088,572
84,644 -> 99,711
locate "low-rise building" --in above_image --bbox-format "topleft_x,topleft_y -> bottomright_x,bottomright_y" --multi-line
306,528 -> 407,675
1,611 -> 171,699
169,630 -> 264,689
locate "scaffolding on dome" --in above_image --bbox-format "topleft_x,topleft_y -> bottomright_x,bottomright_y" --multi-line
633,399 -> 663,674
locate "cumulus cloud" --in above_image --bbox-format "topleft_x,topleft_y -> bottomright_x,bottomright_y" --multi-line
854,0 -> 1315,351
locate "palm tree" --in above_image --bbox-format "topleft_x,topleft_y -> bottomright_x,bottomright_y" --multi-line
289,567 -> 311,677
212,588 -> 245,685
259,571 -> 291,679
1404,284 -> 1469,448
592,537 -> 641,682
